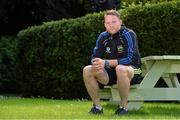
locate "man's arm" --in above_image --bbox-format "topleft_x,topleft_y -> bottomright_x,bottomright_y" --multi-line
117,30 -> 136,65
91,33 -> 105,63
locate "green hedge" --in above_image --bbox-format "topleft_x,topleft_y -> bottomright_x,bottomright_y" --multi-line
121,1 -> 180,56
0,36 -> 17,93
17,15 -> 104,98
122,0 -> 177,6
17,1 -> 180,98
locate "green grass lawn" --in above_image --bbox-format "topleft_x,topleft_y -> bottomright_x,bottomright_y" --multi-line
0,97 -> 180,119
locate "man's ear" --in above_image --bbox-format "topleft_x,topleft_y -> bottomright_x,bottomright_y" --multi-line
119,19 -> 122,25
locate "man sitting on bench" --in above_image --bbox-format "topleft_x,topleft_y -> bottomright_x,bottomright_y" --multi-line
83,10 -> 141,115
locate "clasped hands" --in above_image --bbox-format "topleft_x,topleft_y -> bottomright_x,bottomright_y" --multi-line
91,58 -> 105,73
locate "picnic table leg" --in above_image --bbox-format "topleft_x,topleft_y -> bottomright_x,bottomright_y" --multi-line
110,87 -> 143,110
128,102 -> 143,110
128,89 -> 143,110
163,74 -> 180,88
169,74 -> 180,88
139,61 -> 170,88
162,74 -> 172,87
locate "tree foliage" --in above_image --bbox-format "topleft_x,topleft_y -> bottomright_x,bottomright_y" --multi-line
0,0 -> 87,35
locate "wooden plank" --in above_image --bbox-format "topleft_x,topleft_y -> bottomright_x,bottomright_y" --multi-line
141,56 -> 163,61
141,55 -> 180,61
176,56 -> 180,59
136,88 -> 180,101
110,88 -> 180,101
162,55 -> 178,59
99,88 -> 111,99
110,84 -> 140,89
100,84 -> 140,99
164,61 -> 180,73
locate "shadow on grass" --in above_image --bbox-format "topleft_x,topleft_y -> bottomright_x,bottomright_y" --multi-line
103,102 -> 117,109
103,101 -> 180,118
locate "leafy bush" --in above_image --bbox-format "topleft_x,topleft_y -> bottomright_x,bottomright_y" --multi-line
121,1 -> 180,56
0,36 -> 17,93
122,0 -> 177,6
16,1 -> 180,98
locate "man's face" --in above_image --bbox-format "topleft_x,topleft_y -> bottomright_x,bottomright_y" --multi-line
104,15 -> 122,35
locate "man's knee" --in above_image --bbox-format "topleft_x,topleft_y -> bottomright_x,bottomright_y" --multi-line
115,65 -> 128,76
83,65 -> 92,79
116,65 -> 134,80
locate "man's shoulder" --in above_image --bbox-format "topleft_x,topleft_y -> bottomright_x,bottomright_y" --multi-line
100,31 -> 109,37
97,31 -> 110,41
121,27 -> 136,36
121,27 -> 134,33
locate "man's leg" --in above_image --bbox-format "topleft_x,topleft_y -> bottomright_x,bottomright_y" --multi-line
83,65 -> 109,108
115,65 -> 134,109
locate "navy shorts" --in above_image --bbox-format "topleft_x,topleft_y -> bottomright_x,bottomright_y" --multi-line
99,67 -> 142,88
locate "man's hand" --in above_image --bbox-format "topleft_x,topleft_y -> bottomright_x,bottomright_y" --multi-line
91,58 -> 105,73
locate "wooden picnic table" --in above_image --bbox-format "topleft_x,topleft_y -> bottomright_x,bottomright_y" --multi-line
138,55 -> 180,100
100,55 -> 180,110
